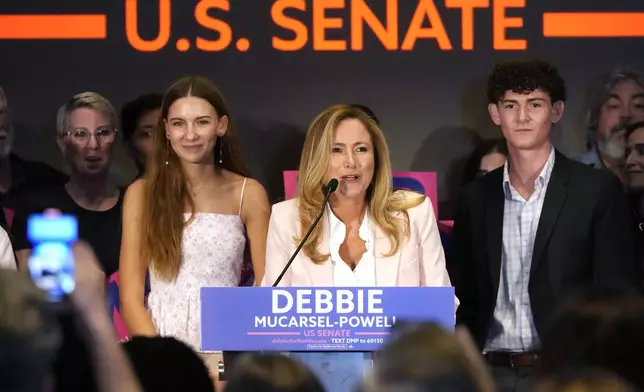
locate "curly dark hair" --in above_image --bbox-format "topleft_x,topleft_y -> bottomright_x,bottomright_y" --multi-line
486,59 -> 567,104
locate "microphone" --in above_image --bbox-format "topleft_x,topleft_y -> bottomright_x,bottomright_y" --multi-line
272,178 -> 339,287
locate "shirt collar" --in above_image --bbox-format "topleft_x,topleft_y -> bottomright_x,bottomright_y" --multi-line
503,147 -> 556,196
587,144 -> 605,169
328,205 -> 372,245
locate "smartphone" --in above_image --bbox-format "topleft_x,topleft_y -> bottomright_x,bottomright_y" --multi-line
27,213 -> 78,302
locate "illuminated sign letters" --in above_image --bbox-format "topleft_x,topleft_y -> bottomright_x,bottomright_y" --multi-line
0,1 -> 642,51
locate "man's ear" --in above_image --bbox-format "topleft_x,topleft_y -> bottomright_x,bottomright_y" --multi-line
488,103 -> 501,126
552,101 -> 565,123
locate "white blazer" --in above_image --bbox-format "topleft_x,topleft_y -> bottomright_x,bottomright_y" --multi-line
261,191 -> 454,289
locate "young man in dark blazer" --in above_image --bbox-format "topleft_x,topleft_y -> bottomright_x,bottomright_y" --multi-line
447,59 -> 640,392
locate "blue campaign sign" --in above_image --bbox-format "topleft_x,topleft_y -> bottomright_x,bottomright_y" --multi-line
200,287 -> 455,352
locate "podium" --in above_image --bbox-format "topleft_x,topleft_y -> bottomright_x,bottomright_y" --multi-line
201,287 -> 455,392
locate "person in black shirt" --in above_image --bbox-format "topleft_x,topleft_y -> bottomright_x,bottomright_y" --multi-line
0,87 -> 68,230
121,93 -> 162,179
12,92 -> 122,277
625,121 -> 644,285
626,121 -> 644,223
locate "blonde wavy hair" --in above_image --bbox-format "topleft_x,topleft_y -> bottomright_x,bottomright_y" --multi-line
296,104 -> 425,264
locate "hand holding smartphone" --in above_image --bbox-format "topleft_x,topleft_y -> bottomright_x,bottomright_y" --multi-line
27,212 -> 78,302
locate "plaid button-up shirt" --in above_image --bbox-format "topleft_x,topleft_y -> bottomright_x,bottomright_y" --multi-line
484,148 -> 556,352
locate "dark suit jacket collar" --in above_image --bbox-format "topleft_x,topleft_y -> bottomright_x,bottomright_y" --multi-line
483,149 -> 571,290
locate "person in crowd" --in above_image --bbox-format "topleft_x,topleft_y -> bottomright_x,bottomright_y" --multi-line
362,322 -> 493,392
625,121 -> 644,234
261,104 -> 454,392
54,239 -> 143,392
0,268 -> 60,392
575,67 -> 644,184
0,86 -> 68,229
538,287 -> 644,391
121,93 -> 163,179
119,75 -> 270,375
625,121 -> 644,281
122,336 -> 215,392
0,225 -> 15,269
460,138 -> 508,186
447,59 -> 640,392
11,92 -> 123,280
224,353 -> 326,392
1,237 -> 142,392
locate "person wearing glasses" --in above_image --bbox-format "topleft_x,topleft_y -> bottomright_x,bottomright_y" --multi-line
11,92 -> 124,279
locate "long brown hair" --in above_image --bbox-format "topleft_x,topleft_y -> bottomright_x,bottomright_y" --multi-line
140,75 -> 249,281
296,104 -> 424,264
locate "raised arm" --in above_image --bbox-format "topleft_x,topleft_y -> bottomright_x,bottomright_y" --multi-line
240,178 -> 270,286
119,179 -> 156,337
72,241 -> 143,392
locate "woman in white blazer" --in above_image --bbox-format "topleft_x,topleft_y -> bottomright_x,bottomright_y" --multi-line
261,104 -> 453,290
260,104 -> 456,392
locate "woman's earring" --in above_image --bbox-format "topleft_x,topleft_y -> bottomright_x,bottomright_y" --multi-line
165,138 -> 169,165
218,135 -> 223,164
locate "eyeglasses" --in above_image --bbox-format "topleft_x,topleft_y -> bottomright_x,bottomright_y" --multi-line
62,127 -> 118,146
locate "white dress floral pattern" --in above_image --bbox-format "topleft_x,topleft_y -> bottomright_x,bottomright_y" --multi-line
148,179 -> 248,352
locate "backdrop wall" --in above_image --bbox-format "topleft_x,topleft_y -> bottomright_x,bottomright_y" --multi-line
1,0 -> 642,217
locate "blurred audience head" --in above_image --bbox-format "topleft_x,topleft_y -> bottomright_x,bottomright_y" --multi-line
141,75 -> 249,282
351,104 -> 380,125
532,368 -> 638,392
122,336 -> 214,392
0,86 -> 13,158
363,322 -> 484,392
585,67 -> 644,160
626,121 -> 644,192
539,287 -> 644,391
0,269 -> 60,392
121,93 -> 163,174
224,353 -> 325,392
460,138 -> 508,185
486,59 -> 566,152
56,92 -> 118,179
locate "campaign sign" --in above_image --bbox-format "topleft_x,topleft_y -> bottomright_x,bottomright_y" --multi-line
200,287 -> 455,352
283,171 -> 438,217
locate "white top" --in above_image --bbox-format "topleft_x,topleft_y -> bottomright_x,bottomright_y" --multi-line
0,226 -> 16,270
328,207 -> 376,287
148,178 -> 248,353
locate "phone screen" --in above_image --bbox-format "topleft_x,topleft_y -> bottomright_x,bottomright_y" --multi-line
27,214 -> 78,302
